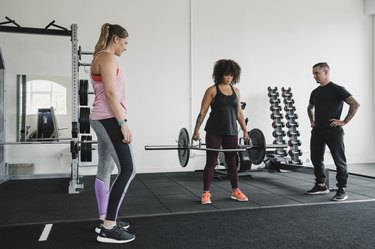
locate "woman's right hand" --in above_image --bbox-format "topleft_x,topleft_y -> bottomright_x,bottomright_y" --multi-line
121,124 -> 133,143
192,130 -> 200,141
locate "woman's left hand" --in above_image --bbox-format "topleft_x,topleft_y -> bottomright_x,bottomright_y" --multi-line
243,131 -> 250,142
121,124 -> 133,143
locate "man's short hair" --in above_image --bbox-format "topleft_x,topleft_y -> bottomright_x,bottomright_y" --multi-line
313,62 -> 330,70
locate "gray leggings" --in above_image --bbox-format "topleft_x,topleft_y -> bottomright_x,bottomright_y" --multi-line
90,118 -> 136,221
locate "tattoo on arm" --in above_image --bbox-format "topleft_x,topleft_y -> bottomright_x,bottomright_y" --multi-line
307,103 -> 314,123
343,96 -> 360,124
194,113 -> 205,131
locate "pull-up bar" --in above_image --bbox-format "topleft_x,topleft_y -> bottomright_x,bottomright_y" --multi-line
0,17 -> 71,37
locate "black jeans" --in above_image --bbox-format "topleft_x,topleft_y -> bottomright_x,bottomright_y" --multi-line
310,127 -> 348,188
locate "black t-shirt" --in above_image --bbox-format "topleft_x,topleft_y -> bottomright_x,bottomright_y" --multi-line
205,84 -> 238,136
309,82 -> 351,130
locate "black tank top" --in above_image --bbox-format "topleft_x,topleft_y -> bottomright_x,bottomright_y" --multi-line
204,84 -> 238,136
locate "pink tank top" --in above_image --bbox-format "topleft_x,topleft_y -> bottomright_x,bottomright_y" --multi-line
89,67 -> 127,120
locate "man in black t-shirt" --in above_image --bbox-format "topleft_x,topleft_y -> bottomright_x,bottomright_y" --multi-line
307,62 -> 360,201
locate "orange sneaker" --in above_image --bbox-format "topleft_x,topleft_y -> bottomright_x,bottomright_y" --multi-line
201,191 -> 212,204
231,189 -> 248,202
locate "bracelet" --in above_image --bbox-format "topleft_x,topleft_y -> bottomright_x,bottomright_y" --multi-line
117,119 -> 127,126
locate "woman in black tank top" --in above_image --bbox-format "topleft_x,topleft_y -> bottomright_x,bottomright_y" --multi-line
193,59 -> 250,205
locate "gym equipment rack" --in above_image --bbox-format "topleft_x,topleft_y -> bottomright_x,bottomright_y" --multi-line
0,17 -> 84,193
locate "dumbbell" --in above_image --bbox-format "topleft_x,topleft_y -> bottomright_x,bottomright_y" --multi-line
283,99 -> 295,105
269,98 -> 281,104
288,149 -> 302,157
281,87 -> 291,92
286,122 -> 299,128
282,92 -> 293,98
270,105 -> 282,111
268,86 -> 278,91
268,91 -> 279,97
288,139 -> 302,146
286,113 -> 298,120
284,106 -> 296,112
271,113 -> 284,119
272,122 -> 285,128
287,130 -> 300,137
273,130 -> 286,137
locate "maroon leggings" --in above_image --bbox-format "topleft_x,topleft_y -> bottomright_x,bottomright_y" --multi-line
204,132 -> 239,191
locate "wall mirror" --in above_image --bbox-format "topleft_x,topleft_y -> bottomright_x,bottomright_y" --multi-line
16,74 -> 72,142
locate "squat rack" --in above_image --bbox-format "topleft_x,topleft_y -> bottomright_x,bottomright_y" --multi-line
0,17 -> 82,193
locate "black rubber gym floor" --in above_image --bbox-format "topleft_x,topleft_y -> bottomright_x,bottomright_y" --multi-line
0,166 -> 375,248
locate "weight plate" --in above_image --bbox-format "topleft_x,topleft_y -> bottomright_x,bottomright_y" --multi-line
80,135 -> 87,162
80,135 -> 93,162
79,107 -> 90,134
86,135 -> 92,162
79,79 -> 88,106
178,128 -> 190,167
248,128 -> 266,165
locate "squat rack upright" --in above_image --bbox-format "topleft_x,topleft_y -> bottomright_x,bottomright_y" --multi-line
0,17 -> 82,194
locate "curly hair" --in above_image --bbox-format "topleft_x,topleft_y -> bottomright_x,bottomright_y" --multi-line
212,59 -> 241,85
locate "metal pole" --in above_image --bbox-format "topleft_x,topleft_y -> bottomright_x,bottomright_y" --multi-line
0,48 -> 6,183
69,24 -> 83,194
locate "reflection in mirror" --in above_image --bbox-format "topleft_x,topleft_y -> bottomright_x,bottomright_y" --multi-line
17,75 -> 72,142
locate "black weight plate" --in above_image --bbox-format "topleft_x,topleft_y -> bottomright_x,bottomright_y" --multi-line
86,135 -> 92,162
178,128 -> 190,167
79,107 -> 90,134
248,128 -> 266,165
79,79 -> 88,106
80,135 -> 87,162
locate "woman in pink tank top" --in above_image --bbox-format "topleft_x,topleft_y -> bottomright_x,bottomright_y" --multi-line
89,23 -> 136,244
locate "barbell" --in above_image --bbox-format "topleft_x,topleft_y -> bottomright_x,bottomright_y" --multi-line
145,128 -> 287,167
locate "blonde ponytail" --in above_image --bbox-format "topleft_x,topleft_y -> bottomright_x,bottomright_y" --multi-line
93,23 -> 129,56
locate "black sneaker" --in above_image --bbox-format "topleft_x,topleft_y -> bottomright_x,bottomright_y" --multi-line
332,188 -> 348,201
97,224 -> 135,244
95,219 -> 130,234
307,184 -> 329,195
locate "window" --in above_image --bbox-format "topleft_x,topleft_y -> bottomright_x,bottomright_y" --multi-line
26,80 -> 67,115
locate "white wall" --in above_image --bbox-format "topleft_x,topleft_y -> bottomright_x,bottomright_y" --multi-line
191,0 -> 374,168
0,0 -> 373,175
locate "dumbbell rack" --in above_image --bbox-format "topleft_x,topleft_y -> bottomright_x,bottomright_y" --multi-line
267,86 -> 303,169
281,87 -> 302,165
268,87 -> 288,162
265,87 -> 333,187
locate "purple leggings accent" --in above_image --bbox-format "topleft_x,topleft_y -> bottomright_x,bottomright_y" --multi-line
95,178 -> 109,216
204,132 -> 239,190
95,177 -> 125,219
